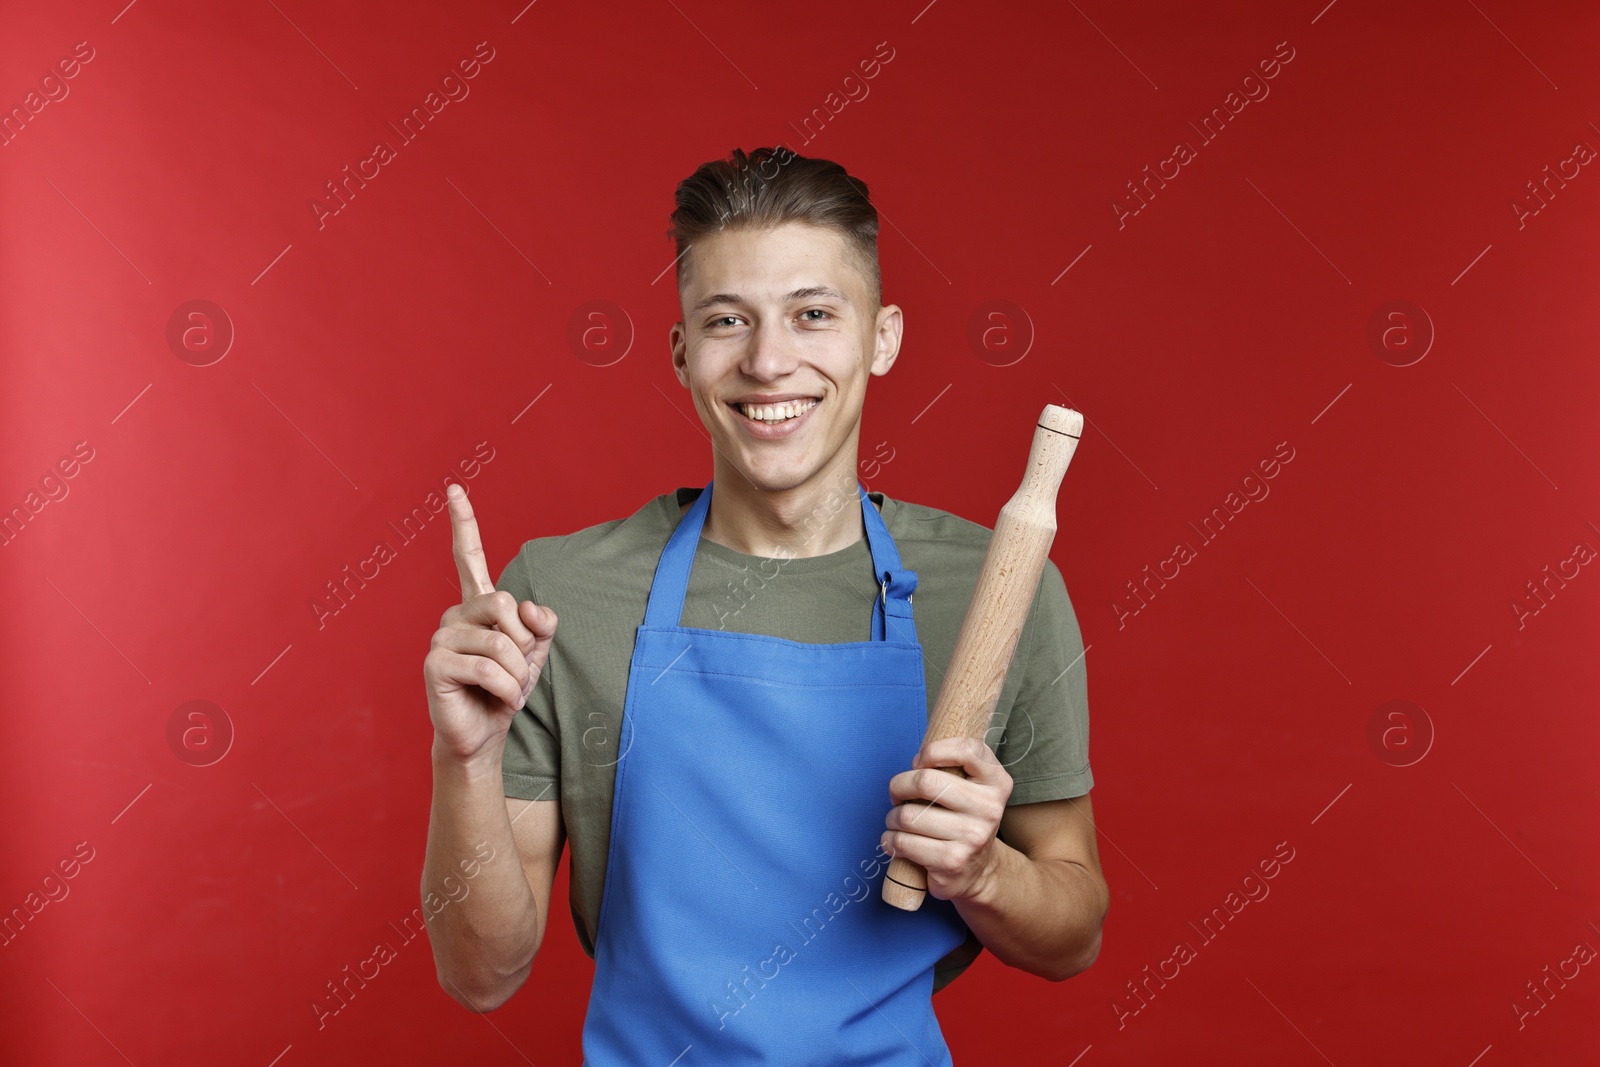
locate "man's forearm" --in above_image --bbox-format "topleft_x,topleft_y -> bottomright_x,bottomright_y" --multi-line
422,737 -> 540,1010
951,838 -> 1108,982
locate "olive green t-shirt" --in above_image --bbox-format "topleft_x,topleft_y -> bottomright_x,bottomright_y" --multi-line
495,485 -> 1093,993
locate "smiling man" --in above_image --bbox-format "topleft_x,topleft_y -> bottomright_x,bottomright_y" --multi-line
421,147 -> 1107,1065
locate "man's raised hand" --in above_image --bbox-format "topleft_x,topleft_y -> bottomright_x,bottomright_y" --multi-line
423,483 -> 557,764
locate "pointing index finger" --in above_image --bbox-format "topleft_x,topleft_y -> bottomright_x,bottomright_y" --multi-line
447,483 -> 495,602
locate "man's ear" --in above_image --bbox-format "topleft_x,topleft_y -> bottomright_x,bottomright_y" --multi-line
870,304 -> 903,376
670,322 -> 689,386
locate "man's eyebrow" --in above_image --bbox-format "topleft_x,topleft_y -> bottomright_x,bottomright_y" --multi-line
690,286 -> 851,316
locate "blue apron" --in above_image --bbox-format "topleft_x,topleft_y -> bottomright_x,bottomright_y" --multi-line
580,479 -> 971,1065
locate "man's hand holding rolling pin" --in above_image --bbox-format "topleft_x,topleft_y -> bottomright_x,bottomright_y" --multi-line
883,737 -> 1013,904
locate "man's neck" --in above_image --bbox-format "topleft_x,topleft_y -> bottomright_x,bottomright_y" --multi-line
684,471 -> 877,559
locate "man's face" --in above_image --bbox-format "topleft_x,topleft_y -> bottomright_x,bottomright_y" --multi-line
670,221 -> 901,495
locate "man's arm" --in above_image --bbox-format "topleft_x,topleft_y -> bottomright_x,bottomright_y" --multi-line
422,484 -> 565,1010
883,736 -> 1108,983
951,791 -> 1107,981
422,741 -> 565,1011
949,555 -> 1104,980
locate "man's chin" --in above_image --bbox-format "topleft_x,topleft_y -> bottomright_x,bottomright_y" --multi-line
714,451 -> 814,495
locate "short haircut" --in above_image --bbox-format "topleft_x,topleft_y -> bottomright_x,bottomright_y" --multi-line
667,147 -> 882,309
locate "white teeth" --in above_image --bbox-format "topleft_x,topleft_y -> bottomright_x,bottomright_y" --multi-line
737,398 -> 818,423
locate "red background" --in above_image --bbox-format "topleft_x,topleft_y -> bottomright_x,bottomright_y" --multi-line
3,1 -> 1597,1064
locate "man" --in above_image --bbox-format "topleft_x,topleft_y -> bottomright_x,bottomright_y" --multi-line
421,147 -> 1107,1064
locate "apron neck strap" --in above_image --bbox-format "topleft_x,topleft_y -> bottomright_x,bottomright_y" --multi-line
643,481 -> 917,642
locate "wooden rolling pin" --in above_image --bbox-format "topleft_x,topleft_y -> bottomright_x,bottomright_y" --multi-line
882,403 -> 1084,911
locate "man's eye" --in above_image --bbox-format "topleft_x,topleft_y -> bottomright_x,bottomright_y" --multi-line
707,316 -> 741,328
800,309 -> 832,321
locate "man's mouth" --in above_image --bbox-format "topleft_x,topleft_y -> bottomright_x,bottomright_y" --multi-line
731,398 -> 821,424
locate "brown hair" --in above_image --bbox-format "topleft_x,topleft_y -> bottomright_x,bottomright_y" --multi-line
667,147 -> 882,308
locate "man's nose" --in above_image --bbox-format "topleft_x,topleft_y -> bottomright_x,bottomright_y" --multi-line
741,318 -> 800,379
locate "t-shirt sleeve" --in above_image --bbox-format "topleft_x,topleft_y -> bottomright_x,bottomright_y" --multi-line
495,541 -> 561,801
997,558 -> 1093,804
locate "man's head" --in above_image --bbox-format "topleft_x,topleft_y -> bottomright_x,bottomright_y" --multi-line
669,147 -> 882,307
668,148 -> 902,498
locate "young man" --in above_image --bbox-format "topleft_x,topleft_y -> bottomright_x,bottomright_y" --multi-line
421,147 -> 1107,1064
